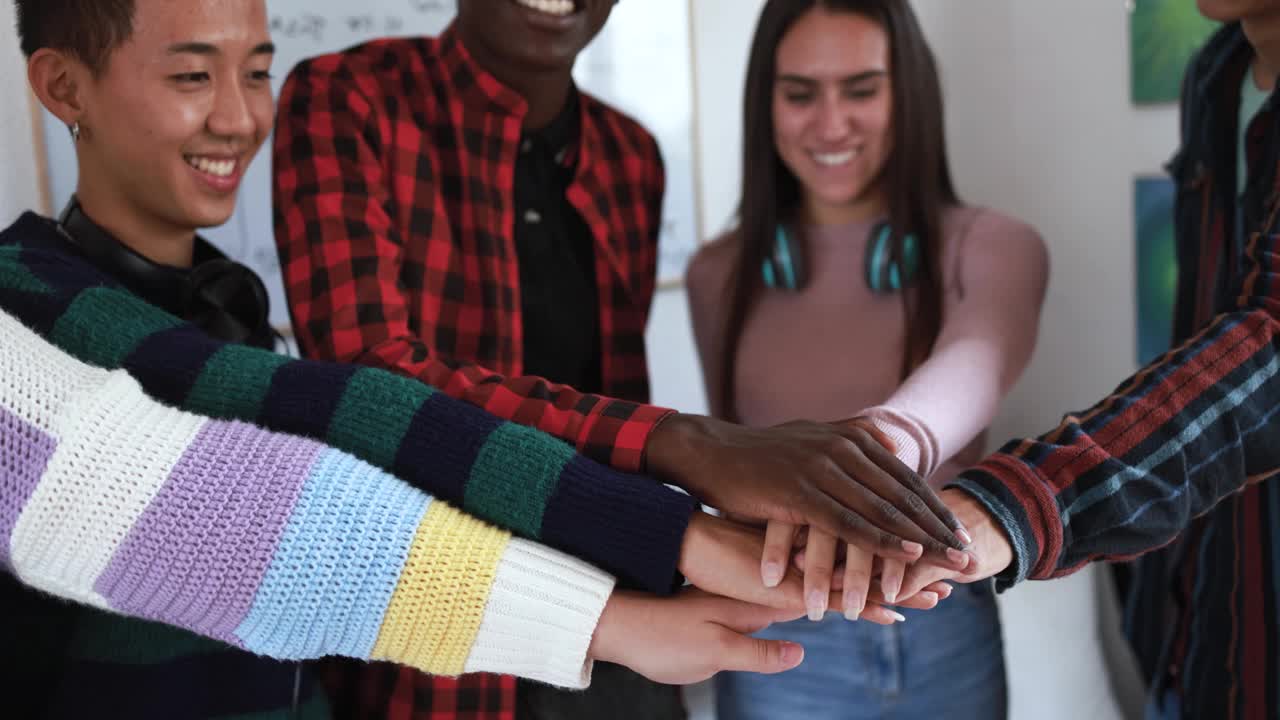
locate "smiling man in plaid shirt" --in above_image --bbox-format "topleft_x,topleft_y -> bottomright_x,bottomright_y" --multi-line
272,0 -> 971,718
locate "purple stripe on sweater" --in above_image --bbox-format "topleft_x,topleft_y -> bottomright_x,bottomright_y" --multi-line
94,420 -> 324,645
0,406 -> 57,571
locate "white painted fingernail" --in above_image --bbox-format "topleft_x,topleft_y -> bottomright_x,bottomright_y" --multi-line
762,561 -> 784,588
843,593 -> 863,622
888,609 -> 907,623
806,591 -> 826,622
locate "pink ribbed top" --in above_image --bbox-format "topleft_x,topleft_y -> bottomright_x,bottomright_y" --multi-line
686,206 -> 1049,487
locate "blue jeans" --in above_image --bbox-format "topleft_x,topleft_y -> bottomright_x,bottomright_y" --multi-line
716,580 -> 1007,720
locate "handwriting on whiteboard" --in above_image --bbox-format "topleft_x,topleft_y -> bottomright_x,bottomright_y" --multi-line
268,0 -> 455,45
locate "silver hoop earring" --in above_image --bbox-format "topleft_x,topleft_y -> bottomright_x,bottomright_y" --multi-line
70,122 -> 81,142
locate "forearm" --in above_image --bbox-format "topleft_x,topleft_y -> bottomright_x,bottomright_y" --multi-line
862,216 -> 1048,477
0,314 -> 614,687
950,230 -> 1280,589
348,332 -> 676,471
0,246 -> 694,594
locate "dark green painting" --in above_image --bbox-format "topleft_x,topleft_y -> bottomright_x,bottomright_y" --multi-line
1136,177 -> 1178,364
1130,0 -> 1219,104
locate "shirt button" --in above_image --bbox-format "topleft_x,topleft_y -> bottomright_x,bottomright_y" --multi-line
524,209 -> 542,224
521,139 -> 533,154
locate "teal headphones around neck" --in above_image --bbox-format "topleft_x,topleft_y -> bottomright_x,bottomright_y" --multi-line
762,220 -> 920,293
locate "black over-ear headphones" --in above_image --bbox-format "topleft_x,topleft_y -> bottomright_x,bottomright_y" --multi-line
763,219 -> 920,294
57,197 -> 275,348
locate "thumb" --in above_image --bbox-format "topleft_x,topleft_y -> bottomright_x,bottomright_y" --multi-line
717,631 -> 805,675
840,417 -> 897,453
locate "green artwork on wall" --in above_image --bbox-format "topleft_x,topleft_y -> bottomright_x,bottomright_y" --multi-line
1130,0 -> 1219,104
1135,176 -> 1178,364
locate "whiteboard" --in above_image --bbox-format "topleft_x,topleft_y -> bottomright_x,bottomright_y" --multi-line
41,0 -> 702,330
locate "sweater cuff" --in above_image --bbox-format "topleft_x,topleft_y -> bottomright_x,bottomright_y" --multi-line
541,456 -> 698,594
858,406 -> 938,477
463,538 -> 615,689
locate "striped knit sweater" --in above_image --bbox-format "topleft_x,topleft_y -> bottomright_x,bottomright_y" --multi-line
0,212 -> 697,596
0,304 -> 614,688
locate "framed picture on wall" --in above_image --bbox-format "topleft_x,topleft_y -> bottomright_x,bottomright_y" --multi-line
1135,176 -> 1178,364
1129,0 -> 1219,104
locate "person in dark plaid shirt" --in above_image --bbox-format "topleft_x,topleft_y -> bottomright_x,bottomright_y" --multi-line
883,4 -> 1280,719
272,0 -> 975,718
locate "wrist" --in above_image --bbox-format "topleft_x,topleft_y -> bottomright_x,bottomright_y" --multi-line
588,591 -> 635,665
940,488 -> 1014,577
645,413 -> 709,488
676,510 -> 713,577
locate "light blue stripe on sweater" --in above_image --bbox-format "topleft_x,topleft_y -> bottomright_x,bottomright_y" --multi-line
1061,354 -> 1280,526
234,449 -> 431,659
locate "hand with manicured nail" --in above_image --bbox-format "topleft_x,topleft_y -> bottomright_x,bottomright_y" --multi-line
679,512 -> 934,623
895,489 -> 1013,601
646,415 -> 971,562
791,534 -> 966,623
751,418 -> 975,622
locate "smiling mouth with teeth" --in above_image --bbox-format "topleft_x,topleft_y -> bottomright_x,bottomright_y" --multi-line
512,0 -> 578,17
185,155 -> 237,179
812,149 -> 862,167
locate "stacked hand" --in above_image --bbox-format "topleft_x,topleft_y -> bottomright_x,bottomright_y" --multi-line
587,415 -> 1015,686
788,489 -> 1014,620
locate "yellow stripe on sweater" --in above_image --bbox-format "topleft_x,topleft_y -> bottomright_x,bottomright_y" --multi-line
372,501 -> 510,674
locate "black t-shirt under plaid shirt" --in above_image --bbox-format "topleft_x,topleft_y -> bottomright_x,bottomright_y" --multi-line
513,88 -> 603,393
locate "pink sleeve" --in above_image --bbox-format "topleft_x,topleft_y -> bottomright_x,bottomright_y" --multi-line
861,209 -> 1050,477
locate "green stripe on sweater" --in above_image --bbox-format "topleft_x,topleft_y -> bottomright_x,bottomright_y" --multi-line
0,249 -> 52,294
67,610 -> 236,665
53,288 -> 183,367
188,345 -> 291,420
328,367 -> 433,468
466,423 -> 573,536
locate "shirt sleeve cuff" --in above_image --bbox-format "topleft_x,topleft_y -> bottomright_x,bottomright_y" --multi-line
541,455 -> 698,595
858,406 -> 938,477
462,537 -> 616,689
946,448 -> 1065,592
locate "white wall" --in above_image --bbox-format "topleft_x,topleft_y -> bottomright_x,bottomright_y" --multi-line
0,1 -> 43,223
651,0 -> 1167,718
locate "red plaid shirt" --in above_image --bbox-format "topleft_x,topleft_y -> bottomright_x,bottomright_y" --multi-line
273,26 -> 671,720
273,25 -> 671,474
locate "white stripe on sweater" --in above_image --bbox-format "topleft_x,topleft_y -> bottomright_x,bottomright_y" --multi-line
11,365 -> 206,610
0,311 -> 112,438
464,537 -> 614,688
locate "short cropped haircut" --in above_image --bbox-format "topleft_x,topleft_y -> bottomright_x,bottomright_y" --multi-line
13,0 -> 136,74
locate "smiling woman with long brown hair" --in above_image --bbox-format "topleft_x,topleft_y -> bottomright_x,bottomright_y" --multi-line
686,1 -> 1050,717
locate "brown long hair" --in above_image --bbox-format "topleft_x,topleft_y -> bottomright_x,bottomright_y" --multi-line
716,0 -> 959,421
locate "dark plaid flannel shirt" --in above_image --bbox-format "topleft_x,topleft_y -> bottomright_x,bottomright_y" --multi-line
273,25 -> 672,720
953,23 -> 1280,720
